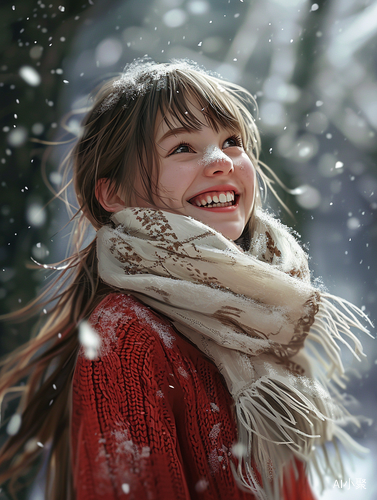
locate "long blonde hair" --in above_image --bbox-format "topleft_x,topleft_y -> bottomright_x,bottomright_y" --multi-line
0,59 -> 277,499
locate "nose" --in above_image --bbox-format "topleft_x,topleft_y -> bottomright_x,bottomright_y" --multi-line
201,146 -> 234,176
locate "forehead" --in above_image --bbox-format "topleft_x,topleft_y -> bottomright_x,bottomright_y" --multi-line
155,99 -> 207,142
155,94 -> 240,144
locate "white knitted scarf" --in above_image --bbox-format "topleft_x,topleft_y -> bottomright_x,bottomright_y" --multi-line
96,207 -> 371,499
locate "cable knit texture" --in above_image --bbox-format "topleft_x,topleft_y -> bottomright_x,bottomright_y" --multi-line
71,293 -> 316,500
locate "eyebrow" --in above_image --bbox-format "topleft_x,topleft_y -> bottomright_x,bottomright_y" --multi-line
157,127 -> 200,144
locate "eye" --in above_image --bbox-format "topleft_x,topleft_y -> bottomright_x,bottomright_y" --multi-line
169,142 -> 194,155
223,135 -> 243,149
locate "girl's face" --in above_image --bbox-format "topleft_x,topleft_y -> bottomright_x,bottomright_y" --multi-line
133,101 -> 255,240
133,103 -> 256,241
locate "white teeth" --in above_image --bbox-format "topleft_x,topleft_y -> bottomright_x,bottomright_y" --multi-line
204,201 -> 232,208
191,190 -> 236,207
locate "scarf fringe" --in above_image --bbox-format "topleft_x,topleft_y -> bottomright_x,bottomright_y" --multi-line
309,293 -> 373,378
233,374 -> 369,499
309,426 -> 369,492
230,458 -> 271,500
231,293 -> 372,499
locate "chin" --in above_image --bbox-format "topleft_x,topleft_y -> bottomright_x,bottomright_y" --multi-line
208,222 -> 244,241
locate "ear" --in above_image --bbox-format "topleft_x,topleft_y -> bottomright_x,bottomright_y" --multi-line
95,178 -> 126,213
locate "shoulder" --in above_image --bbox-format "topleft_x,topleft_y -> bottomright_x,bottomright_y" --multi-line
87,292 -> 177,358
74,293 -> 182,419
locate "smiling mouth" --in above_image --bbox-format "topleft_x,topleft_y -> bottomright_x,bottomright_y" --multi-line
188,190 -> 238,208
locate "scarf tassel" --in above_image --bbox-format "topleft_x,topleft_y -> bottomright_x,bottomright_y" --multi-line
232,373 -> 369,499
302,293 -> 372,381
230,290 -> 373,499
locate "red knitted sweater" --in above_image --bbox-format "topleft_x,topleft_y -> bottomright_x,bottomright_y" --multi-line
71,293 -> 316,500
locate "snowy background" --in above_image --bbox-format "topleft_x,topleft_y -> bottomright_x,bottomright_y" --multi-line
0,0 -> 376,498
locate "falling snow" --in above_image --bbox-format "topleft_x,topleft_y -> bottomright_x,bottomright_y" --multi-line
19,66 -> 41,86
231,442 -> 247,459
121,483 -> 130,494
6,414 -> 22,436
78,321 -> 102,360
195,478 -> 209,493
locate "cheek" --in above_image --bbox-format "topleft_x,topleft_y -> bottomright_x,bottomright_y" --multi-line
158,168 -> 180,193
157,162 -> 196,201
235,154 -> 256,185
236,155 -> 256,211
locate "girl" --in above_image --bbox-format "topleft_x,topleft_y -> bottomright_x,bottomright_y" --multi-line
0,60 -> 371,500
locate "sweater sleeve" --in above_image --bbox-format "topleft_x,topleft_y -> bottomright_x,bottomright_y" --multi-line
71,294 -> 191,500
